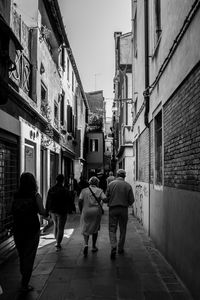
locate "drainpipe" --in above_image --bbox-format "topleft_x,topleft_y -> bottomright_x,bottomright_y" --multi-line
144,0 -> 151,236
144,0 -> 149,128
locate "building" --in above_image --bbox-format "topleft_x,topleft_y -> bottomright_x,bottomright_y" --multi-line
104,117 -> 113,173
112,31 -> 133,185
0,0 -> 23,260
0,0 -> 88,261
86,90 -> 105,177
131,0 -> 200,298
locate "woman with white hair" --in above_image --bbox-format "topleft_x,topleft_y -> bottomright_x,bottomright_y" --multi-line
78,176 -> 106,256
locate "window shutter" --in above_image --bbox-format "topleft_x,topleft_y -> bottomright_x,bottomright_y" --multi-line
67,105 -> 72,132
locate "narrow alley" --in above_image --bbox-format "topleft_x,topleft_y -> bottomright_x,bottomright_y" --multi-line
0,207 -> 192,300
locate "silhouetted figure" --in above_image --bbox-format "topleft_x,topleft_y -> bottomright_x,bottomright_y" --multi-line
77,175 -> 89,196
107,171 -> 115,185
98,172 -> 107,193
46,174 -> 71,250
12,172 -> 47,293
68,174 -> 77,213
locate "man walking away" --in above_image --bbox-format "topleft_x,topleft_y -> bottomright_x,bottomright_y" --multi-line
105,169 -> 134,259
46,174 -> 71,251
106,171 -> 115,185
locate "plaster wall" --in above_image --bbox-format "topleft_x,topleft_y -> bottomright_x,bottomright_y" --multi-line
134,181 -> 149,232
0,0 -> 11,23
150,186 -> 200,299
12,0 -> 38,27
0,110 -> 20,136
149,2 -> 200,118
132,0 -> 146,141
86,132 -> 104,166
132,1 -> 145,110
120,33 -> 132,65
62,50 -> 76,109
124,147 -> 134,186
76,88 -> 87,160
39,38 -> 61,125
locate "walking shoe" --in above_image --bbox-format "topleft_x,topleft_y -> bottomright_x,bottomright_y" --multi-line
91,246 -> 98,252
55,244 -> 62,251
83,245 -> 88,257
20,285 -> 34,293
118,248 -> 124,254
110,248 -> 116,260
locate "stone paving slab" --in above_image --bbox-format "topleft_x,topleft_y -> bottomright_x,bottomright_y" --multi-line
0,210 -> 193,300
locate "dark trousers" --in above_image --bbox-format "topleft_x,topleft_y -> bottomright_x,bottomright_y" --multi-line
50,212 -> 67,245
14,231 -> 40,287
109,206 -> 128,250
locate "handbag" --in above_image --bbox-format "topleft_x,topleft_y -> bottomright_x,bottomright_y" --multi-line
89,187 -> 104,214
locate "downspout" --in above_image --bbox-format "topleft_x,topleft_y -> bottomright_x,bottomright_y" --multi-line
144,0 -> 149,128
144,0 -> 151,236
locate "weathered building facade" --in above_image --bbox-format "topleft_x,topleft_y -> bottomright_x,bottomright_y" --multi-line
86,90 -> 105,177
112,32 -> 133,185
131,0 -> 200,298
0,0 -> 88,260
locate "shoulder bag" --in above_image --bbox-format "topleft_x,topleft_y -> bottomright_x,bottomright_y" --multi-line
88,186 -> 104,214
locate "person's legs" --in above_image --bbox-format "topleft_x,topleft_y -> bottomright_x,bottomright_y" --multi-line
118,208 -> 128,253
15,232 -> 40,290
56,214 -> 67,247
83,234 -> 89,256
92,232 -> 98,251
109,207 -> 119,259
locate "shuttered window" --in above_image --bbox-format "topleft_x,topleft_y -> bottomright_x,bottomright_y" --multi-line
67,105 -> 72,133
0,138 -> 18,244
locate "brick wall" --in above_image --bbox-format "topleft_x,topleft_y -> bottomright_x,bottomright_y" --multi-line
138,127 -> 149,182
150,121 -> 154,184
164,64 -> 200,191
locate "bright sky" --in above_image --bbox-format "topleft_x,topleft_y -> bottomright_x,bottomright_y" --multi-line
58,0 -> 131,117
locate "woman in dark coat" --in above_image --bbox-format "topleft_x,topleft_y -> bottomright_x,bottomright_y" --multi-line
12,172 -> 47,292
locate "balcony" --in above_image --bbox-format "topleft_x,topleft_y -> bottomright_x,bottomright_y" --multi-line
9,7 -> 32,97
9,51 -> 31,96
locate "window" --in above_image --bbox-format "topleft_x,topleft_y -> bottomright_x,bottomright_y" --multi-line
72,71 -> 74,92
155,111 -> 162,185
67,58 -> 69,81
60,92 -> 65,126
41,82 -> 47,103
67,105 -> 72,133
0,138 -> 18,244
54,101 -> 59,130
89,139 -> 98,152
40,82 -> 48,118
60,46 -> 65,70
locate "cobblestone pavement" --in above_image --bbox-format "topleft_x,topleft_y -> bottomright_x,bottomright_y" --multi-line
0,208 -> 193,300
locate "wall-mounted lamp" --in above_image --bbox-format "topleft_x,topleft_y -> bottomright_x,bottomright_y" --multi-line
112,107 -> 118,112
114,98 -> 133,104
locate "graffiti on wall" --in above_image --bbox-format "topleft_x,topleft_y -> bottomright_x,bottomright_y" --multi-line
134,184 -> 148,225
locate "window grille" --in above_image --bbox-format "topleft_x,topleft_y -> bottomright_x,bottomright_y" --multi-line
89,139 -> 98,152
0,139 -> 18,244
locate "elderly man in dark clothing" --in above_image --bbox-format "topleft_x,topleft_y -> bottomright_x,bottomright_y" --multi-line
46,174 -> 71,251
105,169 -> 134,259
